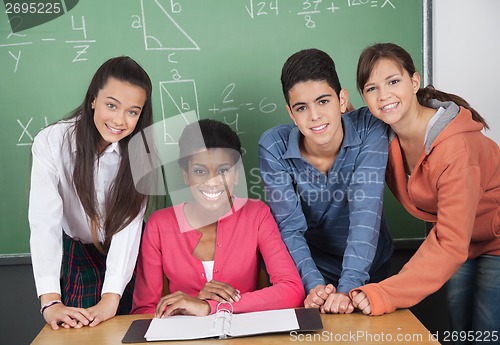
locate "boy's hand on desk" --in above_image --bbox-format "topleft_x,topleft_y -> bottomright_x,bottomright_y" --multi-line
304,284 -> 335,309
351,290 -> 371,315
156,291 -> 210,318
197,280 -> 241,303
321,292 -> 354,314
43,303 -> 93,330
85,293 -> 120,327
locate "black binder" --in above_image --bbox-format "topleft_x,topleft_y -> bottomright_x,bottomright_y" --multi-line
122,308 -> 323,343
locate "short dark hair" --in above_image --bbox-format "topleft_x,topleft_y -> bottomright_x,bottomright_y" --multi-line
281,48 -> 342,105
178,119 -> 242,170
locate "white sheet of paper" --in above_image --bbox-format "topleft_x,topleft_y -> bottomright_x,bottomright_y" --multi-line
145,314 -> 221,341
144,308 -> 300,341
228,308 -> 299,337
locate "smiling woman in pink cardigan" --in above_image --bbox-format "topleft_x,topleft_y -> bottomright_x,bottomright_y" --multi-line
131,119 -> 304,317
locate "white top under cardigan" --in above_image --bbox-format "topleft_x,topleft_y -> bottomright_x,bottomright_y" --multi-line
28,119 -> 144,298
201,261 -> 215,282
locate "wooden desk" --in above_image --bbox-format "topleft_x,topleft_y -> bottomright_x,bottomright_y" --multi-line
31,310 -> 440,344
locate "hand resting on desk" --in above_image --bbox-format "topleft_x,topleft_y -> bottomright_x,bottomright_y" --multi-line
155,291 -> 211,318
43,303 -> 92,330
304,284 -> 354,314
43,292 -> 123,329
155,280 -> 242,318
197,279 -> 241,303
351,290 -> 372,315
304,284 -> 335,309
84,293 -> 120,327
40,292 -> 92,330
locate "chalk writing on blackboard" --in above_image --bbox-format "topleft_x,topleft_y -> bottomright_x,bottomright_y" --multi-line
205,82 -> 279,143
139,0 -> 199,51
245,0 -> 279,19
160,79 -> 200,144
245,0 -> 396,29
0,15 -> 95,71
16,117 -> 49,146
347,0 -> 395,9
209,83 -> 277,116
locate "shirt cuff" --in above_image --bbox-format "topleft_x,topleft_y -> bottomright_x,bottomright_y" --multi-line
337,282 -> 358,295
304,278 -> 325,295
35,276 -> 62,297
101,274 -> 126,297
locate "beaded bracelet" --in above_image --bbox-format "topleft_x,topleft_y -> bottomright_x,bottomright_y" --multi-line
40,300 -> 62,314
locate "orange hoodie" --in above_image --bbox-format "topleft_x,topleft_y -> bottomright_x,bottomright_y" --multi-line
350,100 -> 500,316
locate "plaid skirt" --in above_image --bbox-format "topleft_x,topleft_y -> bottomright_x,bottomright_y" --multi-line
61,232 -> 135,315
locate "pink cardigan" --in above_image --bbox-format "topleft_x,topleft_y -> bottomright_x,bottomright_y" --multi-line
131,198 -> 304,314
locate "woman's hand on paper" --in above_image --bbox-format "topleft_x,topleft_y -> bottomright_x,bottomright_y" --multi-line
155,291 -> 210,318
351,290 -> 372,315
304,284 -> 335,309
197,280 -> 241,303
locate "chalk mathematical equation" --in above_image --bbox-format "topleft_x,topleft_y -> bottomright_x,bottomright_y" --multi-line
245,0 -> 396,28
16,116 -> 49,147
208,82 -> 278,136
159,77 -> 275,156
133,0 -> 254,149
0,15 -> 95,72
135,0 -> 278,147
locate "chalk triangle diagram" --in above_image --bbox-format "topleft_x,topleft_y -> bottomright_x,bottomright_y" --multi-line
140,0 -> 199,51
159,80 -> 200,143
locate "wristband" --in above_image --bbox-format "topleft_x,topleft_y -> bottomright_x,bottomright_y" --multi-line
40,300 -> 62,314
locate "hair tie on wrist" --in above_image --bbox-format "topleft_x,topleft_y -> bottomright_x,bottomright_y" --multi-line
40,300 -> 62,314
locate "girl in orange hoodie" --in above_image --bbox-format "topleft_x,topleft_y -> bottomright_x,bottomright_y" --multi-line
350,43 -> 500,340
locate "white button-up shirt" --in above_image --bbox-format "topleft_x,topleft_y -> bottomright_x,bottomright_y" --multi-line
29,119 -> 144,297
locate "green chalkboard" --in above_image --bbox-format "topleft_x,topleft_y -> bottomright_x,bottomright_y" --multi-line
0,0 -> 427,255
